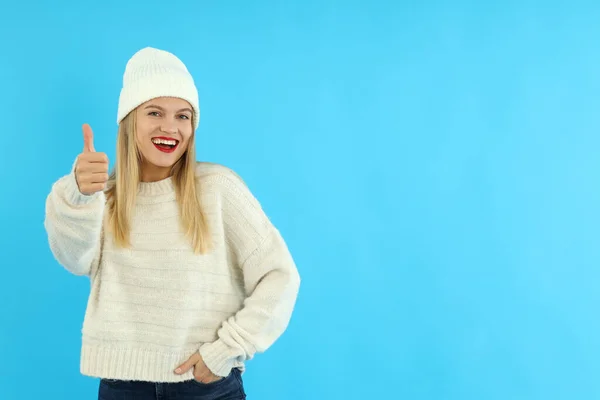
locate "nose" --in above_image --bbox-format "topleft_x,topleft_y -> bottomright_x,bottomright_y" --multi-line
160,122 -> 178,135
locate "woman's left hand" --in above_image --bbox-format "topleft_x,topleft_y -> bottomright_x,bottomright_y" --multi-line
174,351 -> 222,383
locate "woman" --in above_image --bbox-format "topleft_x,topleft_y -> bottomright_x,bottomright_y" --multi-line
44,47 -> 301,400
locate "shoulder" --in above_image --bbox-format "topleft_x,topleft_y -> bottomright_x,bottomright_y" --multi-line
195,161 -> 271,231
194,161 -> 252,197
195,161 -> 246,185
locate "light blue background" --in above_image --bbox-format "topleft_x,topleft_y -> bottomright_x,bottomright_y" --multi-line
1,1 -> 599,399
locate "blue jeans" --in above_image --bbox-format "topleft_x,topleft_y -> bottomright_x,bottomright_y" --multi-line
98,368 -> 246,400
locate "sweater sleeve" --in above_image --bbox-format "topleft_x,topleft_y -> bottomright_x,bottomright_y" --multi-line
198,171 -> 301,376
44,163 -> 105,277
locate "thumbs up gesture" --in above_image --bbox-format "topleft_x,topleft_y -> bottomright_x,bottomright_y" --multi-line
75,124 -> 110,195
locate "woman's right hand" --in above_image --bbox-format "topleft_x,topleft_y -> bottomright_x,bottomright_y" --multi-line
75,123 -> 110,195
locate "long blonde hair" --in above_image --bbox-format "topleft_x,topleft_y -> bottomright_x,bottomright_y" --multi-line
104,110 -> 212,254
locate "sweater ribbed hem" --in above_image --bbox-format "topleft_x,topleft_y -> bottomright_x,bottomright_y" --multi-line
80,343 -> 199,383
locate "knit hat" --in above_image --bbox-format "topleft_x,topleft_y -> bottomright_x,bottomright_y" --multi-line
117,47 -> 200,130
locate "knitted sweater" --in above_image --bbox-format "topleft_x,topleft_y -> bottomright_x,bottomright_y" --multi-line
44,161 -> 300,383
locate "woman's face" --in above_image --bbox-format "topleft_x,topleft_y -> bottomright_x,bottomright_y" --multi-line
135,96 -> 194,181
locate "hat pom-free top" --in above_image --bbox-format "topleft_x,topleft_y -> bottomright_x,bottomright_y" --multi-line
117,47 -> 200,130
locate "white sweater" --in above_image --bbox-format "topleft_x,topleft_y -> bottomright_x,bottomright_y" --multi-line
44,161 -> 300,383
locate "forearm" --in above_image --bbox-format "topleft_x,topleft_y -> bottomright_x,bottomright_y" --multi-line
200,228 -> 300,376
44,171 -> 105,276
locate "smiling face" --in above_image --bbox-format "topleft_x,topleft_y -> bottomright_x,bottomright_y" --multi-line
135,97 -> 194,182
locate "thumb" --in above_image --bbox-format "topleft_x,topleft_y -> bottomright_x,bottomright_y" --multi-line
82,123 -> 95,153
174,353 -> 200,374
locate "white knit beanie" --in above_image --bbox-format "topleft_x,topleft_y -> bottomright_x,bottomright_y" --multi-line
117,47 -> 200,130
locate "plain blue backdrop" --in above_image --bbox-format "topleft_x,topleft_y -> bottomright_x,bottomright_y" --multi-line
1,1 -> 600,399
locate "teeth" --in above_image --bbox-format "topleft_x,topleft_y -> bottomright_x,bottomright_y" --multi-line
152,138 -> 177,146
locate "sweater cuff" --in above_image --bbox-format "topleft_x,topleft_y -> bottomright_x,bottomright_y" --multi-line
62,170 -> 103,206
59,157 -> 103,205
198,340 -> 235,377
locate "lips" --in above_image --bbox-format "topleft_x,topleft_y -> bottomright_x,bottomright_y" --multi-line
151,136 -> 179,153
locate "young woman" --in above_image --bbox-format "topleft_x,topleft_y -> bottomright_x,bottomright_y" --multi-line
44,47 -> 300,400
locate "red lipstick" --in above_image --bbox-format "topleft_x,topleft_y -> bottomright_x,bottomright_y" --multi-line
151,137 -> 179,154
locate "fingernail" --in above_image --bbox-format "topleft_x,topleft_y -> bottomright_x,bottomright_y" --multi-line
175,368 -> 181,373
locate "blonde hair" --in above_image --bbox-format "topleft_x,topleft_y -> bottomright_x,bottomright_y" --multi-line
104,110 -> 212,254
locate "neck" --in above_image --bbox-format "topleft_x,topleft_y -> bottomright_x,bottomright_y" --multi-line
140,163 -> 172,182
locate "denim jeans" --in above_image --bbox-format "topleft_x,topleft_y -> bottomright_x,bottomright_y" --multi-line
98,368 -> 246,400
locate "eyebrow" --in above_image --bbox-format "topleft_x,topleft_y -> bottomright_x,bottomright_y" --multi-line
144,104 -> 193,114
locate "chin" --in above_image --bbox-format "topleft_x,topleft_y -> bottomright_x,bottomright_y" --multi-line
151,157 -> 182,169
143,145 -> 186,167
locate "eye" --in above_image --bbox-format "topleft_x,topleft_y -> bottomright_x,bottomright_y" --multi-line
178,114 -> 190,120
148,111 -> 161,117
